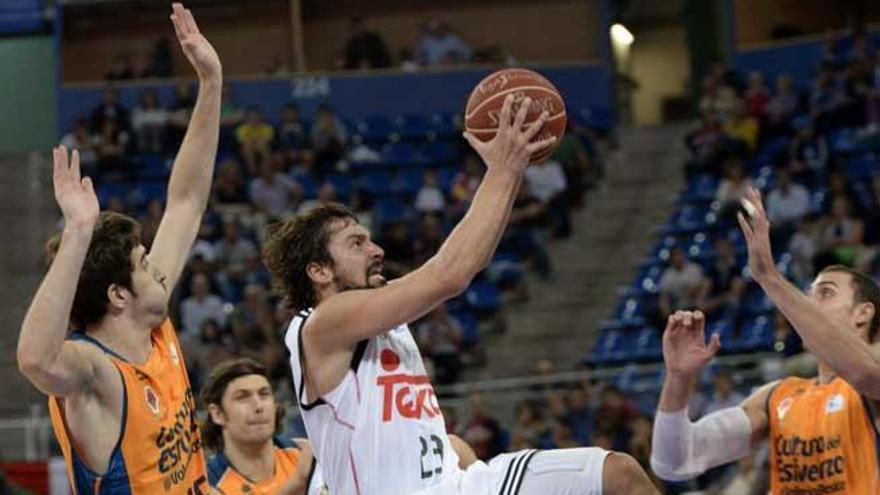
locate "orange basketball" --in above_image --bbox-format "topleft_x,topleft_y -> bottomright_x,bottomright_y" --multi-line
464,68 -> 566,164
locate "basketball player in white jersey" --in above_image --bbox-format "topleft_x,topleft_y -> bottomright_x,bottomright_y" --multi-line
263,96 -> 658,495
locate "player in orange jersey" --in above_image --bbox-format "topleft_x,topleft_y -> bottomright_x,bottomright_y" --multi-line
202,358 -> 325,495
16,4 -> 222,494
651,187 -> 880,494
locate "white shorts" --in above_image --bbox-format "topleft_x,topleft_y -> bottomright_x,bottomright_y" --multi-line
414,447 -> 610,495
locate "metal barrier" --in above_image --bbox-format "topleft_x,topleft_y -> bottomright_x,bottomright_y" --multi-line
0,404 -> 52,461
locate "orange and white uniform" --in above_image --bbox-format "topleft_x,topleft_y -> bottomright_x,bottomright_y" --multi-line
48,319 -> 208,495
768,376 -> 880,494
207,436 -> 303,495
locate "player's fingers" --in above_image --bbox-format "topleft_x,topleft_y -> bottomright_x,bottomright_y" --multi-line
708,333 -> 722,354
52,146 -> 63,188
513,97 -> 531,135
81,177 -> 94,194
736,212 -> 753,241
70,149 -> 81,183
462,132 -> 485,152
523,111 -> 549,141
184,8 -> 199,34
498,94 -> 514,132
170,13 -> 184,38
171,4 -> 188,35
694,310 -> 705,329
682,311 -> 693,329
524,135 -> 557,154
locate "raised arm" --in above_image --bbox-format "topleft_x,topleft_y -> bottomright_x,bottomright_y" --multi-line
308,96 -> 555,349
650,310 -> 769,482
149,3 -> 222,295
17,147 -> 113,397
737,187 -> 880,399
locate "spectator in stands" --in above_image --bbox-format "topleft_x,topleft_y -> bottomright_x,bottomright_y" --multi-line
382,221 -> 416,278
213,217 -> 258,302
764,74 -> 800,139
715,156 -> 753,218
89,85 -> 129,133
723,99 -> 760,152
566,386 -> 594,444
457,393 -> 503,460
817,195 -> 864,268
413,214 -> 445,265
212,159 -> 249,212
659,247 -> 705,319
139,198 -> 164,249
236,106 -> 275,175
297,182 -> 338,214
552,121 -> 593,207
864,173 -> 880,245
131,88 -> 168,154
713,453 -> 761,495
626,415 -> 655,480
95,118 -> 131,177
685,112 -> 726,177
219,84 -> 245,130
167,81 -> 196,147
766,165 -> 810,247
744,72 -> 770,118
398,47 -> 419,72
772,310 -> 805,360
698,238 -> 745,322
593,386 -> 638,451
511,401 -> 547,449
342,17 -> 392,70
504,185 -> 553,279
699,75 -> 737,119
180,273 -> 228,335
703,370 -> 745,416
181,318 -> 233,391
789,124 -> 828,178
60,118 -> 98,176
449,154 -> 484,216
417,19 -> 473,66
525,158 -> 570,238
310,104 -> 348,177
248,153 -> 303,218
275,102 -> 313,171
788,213 -> 823,284
415,169 -> 446,214
105,53 -> 134,81
416,304 -> 463,385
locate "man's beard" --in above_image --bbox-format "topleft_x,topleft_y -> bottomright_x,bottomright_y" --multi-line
334,262 -> 386,293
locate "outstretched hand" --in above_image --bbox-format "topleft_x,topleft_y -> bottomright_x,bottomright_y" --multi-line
53,146 -> 99,230
662,310 -> 720,378
463,95 -> 556,174
170,3 -> 221,81
736,186 -> 777,283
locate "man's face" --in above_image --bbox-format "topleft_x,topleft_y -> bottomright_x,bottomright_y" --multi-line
809,271 -> 870,342
324,218 -> 386,293
215,374 -> 276,447
129,245 -> 169,326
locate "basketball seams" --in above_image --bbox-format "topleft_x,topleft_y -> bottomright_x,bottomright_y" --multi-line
465,85 -> 563,120
466,111 -> 567,133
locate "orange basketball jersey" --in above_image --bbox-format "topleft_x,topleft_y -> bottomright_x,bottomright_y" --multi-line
48,319 -> 208,495
207,437 -> 302,495
768,376 -> 880,494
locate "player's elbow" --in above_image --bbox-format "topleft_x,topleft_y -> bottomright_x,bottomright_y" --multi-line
16,348 -> 47,384
649,455 -> 692,483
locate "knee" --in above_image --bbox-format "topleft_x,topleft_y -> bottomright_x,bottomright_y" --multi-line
602,452 -> 659,495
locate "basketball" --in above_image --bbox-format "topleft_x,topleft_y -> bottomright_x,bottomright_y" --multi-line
464,68 -> 567,164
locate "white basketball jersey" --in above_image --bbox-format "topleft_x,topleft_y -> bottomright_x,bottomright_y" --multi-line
286,308 -> 460,495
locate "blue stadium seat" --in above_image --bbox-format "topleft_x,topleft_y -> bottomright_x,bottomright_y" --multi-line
391,169 -> 423,197
429,113 -> 459,139
465,282 -> 501,313
451,310 -> 480,347
742,285 -> 775,317
383,141 -> 423,168
373,198 -> 408,225
129,181 -> 167,209
359,170 -> 393,198
733,315 -> 774,352
135,154 -> 170,180
843,154 -> 878,182
436,167 -> 459,194
293,174 -> 318,199
421,141 -> 458,166
394,114 -> 431,142
633,327 -> 662,362
324,174 -> 353,203
356,115 -> 394,144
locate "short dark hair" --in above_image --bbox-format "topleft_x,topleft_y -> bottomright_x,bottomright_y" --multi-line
262,203 -> 357,311
201,358 -> 283,452
45,212 -> 141,330
819,265 -> 880,342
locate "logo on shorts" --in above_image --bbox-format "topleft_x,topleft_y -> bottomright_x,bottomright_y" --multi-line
777,397 -> 793,421
145,386 -> 160,415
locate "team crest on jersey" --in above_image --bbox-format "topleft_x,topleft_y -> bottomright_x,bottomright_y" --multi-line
145,385 -> 161,415
777,397 -> 793,421
825,394 -> 845,414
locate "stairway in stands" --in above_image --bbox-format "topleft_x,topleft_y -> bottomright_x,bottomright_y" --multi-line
463,123 -> 689,381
